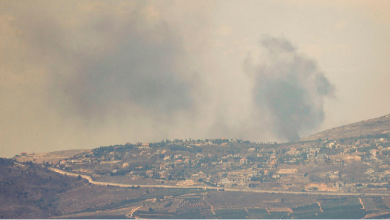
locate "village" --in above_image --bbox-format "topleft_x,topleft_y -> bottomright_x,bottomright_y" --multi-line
15,134 -> 390,194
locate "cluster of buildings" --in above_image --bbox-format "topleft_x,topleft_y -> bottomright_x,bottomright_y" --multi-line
15,136 -> 390,193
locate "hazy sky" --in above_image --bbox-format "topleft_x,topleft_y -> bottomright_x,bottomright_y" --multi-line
1,0 -> 389,157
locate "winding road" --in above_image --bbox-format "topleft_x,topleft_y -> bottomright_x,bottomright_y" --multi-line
49,167 -> 390,197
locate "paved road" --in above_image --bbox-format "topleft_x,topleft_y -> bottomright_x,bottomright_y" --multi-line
49,168 -> 390,197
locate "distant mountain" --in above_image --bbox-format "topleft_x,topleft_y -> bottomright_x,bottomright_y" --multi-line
301,114 -> 390,141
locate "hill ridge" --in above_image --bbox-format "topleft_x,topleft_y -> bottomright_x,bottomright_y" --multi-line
301,114 -> 390,141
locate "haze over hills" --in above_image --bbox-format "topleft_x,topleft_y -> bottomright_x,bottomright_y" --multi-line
2,1 -> 390,218
301,114 -> 390,141
4,113 -> 390,218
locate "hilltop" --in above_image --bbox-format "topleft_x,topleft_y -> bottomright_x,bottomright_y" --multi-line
301,114 -> 390,141
15,149 -> 87,164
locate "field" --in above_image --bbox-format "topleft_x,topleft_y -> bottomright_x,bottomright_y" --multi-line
205,191 -> 319,209
214,208 -> 248,219
60,187 -> 349,219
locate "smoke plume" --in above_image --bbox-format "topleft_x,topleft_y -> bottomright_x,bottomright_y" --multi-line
247,36 -> 334,141
0,1 -> 334,157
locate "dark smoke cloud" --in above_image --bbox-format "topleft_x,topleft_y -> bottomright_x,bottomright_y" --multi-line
0,0 -> 211,157
18,2 -> 195,119
247,36 -> 334,141
0,1 -> 335,157
58,22 -> 192,118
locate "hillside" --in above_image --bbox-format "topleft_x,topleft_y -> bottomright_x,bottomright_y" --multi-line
0,158 -> 87,218
0,158 -> 152,219
5,113 -> 390,218
301,114 -> 390,141
5,132 -> 390,218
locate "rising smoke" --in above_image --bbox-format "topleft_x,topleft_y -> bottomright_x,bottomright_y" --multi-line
0,1 -> 334,157
246,36 -> 334,141
0,0 -> 210,157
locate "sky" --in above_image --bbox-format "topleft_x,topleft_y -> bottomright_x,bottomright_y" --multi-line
1,0 -> 389,157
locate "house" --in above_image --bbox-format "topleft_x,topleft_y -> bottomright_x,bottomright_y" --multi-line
286,148 -> 297,155
146,170 -> 154,177
139,143 -> 150,149
371,149 -> 379,158
269,159 -> 276,165
159,170 -> 168,179
240,157 -> 248,164
221,178 -> 230,184
196,153 -> 204,159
